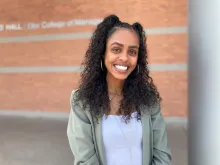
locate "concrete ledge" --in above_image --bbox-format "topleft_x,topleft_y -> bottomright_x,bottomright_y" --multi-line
0,109 -> 188,125
0,110 -> 69,120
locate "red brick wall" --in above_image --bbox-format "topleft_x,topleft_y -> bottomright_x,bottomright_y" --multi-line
0,0 -> 187,116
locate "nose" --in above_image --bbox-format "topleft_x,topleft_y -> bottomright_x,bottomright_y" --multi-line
119,51 -> 128,62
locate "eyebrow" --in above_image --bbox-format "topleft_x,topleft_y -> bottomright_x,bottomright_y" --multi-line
110,42 -> 139,49
128,45 -> 139,49
110,42 -> 124,47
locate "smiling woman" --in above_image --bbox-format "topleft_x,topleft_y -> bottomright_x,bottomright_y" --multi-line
105,29 -> 139,81
67,14 -> 172,165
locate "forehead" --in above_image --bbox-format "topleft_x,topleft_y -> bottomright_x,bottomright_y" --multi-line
107,28 -> 139,46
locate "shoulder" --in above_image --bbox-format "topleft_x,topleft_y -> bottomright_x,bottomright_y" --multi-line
150,103 -> 161,117
69,89 -> 93,121
141,102 -> 160,115
70,88 -> 81,108
70,88 -> 79,100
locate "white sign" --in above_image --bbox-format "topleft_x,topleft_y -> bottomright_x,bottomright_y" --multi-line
0,19 -> 103,32
5,23 -> 23,30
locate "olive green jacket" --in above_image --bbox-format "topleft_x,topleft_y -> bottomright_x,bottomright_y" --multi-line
67,90 -> 172,165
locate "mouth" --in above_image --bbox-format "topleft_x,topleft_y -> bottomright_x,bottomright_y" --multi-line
113,64 -> 129,73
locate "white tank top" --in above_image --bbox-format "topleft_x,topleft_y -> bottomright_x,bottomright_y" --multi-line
102,112 -> 142,165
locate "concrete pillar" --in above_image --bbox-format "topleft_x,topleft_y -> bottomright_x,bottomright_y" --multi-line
188,0 -> 220,165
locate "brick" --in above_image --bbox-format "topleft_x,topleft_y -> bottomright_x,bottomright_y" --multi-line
148,34 -> 187,64
0,39 -> 89,67
0,0 -> 186,36
0,73 -> 80,112
0,71 -> 187,116
0,0 -> 187,117
0,34 -> 187,67
151,71 -> 187,116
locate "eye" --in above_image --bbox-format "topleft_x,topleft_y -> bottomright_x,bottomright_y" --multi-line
129,50 -> 137,56
111,47 -> 121,53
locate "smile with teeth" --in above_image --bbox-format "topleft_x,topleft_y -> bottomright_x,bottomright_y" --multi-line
114,64 -> 128,71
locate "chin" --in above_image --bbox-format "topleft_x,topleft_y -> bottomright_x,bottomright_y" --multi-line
112,73 -> 129,81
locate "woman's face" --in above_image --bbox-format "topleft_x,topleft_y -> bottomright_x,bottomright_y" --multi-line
104,28 -> 139,81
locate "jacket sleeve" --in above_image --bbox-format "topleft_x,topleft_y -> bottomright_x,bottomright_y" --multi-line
67,90 -> 100,165
151,104 -> 172,165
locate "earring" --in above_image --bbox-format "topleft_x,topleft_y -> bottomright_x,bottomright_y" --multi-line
136,64 -> 139,75
100,60 -> 104,71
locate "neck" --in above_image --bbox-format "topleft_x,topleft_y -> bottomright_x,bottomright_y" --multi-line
106,74 -> 124,95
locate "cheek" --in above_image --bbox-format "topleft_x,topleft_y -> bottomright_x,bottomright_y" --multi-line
130,57 -> 138,67
104,53 -> 117,66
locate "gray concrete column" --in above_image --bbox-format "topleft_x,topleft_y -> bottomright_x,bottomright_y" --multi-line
188,0 -> 220,165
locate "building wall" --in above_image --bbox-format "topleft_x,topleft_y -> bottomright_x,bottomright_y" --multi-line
0,0 -> 187,116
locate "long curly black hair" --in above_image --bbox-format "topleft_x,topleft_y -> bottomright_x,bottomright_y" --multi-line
74,14 -> 161,122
